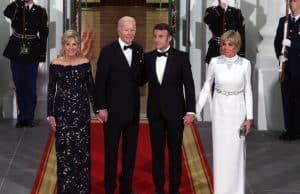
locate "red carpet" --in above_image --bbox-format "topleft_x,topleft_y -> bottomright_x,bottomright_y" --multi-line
32,120 -> 212,194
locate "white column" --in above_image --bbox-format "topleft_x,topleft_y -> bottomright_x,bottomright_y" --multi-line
34,0 -> 64,119
255,1 -> 285,130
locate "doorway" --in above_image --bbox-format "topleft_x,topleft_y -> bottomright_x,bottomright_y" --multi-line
80,2 -> 169,115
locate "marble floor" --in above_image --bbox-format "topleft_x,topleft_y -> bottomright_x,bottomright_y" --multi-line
0,119 -> 50,194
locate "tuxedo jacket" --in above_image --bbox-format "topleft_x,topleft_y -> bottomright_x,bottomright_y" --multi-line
95,40 -> 143,123
143,47 -> 196,121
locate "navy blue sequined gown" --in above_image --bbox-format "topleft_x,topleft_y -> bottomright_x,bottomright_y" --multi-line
47,63 -> 95,194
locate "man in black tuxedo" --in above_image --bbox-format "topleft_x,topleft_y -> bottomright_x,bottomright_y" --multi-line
95,16 -> 143,194
142,23 -> 196,194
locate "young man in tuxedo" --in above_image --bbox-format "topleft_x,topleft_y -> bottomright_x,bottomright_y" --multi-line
142,23 -> 196,194
95,16 -> 143,194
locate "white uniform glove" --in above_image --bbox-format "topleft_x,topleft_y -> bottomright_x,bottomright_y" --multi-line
282,38 -> 291,47
278,55 -> 288,72
220,0 -> 228,10
279,55 -> 288,63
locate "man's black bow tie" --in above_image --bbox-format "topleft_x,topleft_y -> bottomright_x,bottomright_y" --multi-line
155,51 -> 168,57
123,45 -> 133,50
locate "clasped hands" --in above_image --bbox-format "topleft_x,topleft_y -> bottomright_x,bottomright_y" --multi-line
96,109 -> 108,123
183,113 -> 195,126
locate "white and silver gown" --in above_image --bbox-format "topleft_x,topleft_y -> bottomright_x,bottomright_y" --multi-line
197,55 -> 253,194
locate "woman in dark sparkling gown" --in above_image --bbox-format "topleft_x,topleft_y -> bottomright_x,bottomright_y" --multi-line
47,30 -> 95,194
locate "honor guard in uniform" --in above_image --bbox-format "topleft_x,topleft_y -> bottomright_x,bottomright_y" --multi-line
274,0 -> 300,141
3,0 -> 49,128
204,0 -> 245,63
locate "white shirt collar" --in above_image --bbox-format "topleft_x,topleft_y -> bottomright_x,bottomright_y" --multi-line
157,45 -> 170,53
292,14 -> 300,21
118,38 -> 132,50
26,2 -> 34,10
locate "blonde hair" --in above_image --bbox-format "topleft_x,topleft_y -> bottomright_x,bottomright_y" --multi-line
59,29 -> 82,57
220,30 -> 241,52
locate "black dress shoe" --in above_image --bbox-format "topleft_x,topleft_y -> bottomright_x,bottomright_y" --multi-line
15,121 -> 26,128
24,120 -> 35,128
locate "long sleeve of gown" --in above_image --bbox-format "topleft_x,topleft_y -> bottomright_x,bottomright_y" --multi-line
244,61 -> 253,119
85,63 -> 96,113
47,65 -> 57,116
196,60 -> 215,117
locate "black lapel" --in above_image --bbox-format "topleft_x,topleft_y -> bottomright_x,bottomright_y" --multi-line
131,43 -> 142,68
149,50 -> 160,84
114,41 -> 131,67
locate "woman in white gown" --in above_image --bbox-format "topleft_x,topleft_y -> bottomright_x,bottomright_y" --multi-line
197,30 -> 253,194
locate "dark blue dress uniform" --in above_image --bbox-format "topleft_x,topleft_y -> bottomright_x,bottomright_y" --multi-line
204,5 -> 245,63
3,1 -> 49,127
274,15 -> 300,140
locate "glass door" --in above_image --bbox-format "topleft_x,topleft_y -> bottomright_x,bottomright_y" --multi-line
169,0 -> 190,53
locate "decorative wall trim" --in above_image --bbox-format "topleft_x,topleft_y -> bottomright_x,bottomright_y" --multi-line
146,3 -> 169,8
80,2 -> 168,8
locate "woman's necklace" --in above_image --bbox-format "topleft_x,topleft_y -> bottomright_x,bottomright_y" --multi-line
219,55 -> 242,69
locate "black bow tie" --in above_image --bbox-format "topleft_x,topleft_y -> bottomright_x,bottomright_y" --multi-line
155,51 -> 168,57
123,45 -> 133,50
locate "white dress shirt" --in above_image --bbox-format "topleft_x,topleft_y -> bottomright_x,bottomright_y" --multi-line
292,14 -> 300,22
155,46 -> 170,84
27,2 -> 34,10
118,38 -> 132,66
155,46 -> 195,115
